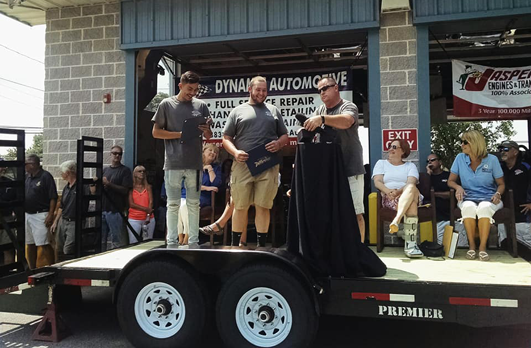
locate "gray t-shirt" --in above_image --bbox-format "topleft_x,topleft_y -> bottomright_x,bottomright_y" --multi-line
152,96 -> 210,170
223,102 -> 288,152
314,99 -> 365,177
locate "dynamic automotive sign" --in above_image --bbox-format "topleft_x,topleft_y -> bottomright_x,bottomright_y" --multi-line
197,70 -> 354,145
452,59 -> 531,118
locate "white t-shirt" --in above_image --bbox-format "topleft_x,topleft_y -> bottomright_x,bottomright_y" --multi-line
371,160 -> 419,190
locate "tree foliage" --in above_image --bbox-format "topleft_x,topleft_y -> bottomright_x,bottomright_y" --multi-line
431,121 -> 516,169
3,134 -> 43,161
145,92 -> 169,112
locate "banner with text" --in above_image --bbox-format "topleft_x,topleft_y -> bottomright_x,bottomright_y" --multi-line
197,70 -> 354,145
452,59 -> 531,118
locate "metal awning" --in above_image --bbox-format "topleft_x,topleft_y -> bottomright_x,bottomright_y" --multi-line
0,0 -> 105,26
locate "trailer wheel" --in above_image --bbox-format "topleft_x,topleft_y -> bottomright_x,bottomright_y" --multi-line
117,261 -> 207,348
216,264 -> 318,348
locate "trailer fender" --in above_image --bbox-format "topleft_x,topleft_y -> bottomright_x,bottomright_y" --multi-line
113,248 -> 322,316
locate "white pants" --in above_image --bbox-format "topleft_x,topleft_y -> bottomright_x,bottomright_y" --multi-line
25,212 -> 50,246
498,223 -> 531,248
127,218 -> 156,244
458,200 -> 503,222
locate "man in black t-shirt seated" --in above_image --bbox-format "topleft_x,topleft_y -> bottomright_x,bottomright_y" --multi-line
497,140 -> 531,249
427,153 -> 468,246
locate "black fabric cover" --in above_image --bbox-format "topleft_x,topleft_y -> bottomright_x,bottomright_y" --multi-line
287,143 -> 386,277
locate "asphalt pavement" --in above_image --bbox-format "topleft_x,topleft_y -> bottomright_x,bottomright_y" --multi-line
1,286 -> 530,348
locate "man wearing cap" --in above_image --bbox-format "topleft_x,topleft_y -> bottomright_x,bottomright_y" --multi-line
498,140 -> 531,248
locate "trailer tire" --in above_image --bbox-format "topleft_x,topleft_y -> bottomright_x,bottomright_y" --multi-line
116,260 -> 207,348
216,264 -> 318,348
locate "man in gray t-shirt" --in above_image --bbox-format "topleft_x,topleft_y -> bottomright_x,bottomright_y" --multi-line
223,76 -> 288,247
303,76 -> 367,242
152,71 -> 212,249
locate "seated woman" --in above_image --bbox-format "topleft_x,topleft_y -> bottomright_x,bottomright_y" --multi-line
447,130 -> 504,261
178,143 -> 222,246
128,165 -> 155,243
372,139 -> 423,258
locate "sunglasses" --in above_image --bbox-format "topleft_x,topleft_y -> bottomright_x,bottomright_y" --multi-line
111,152 -> 123,156
388,145 -> 401,150
460,139 -> 469,145
427,158 -> 438,163
318,84 -> 336,94
498,147 -> 511,152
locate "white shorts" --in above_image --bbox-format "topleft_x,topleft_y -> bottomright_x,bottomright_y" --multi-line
25,212 -> 50,246
348,174 -> 365,215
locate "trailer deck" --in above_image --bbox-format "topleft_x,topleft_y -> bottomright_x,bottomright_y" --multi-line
51,242 -> 531,288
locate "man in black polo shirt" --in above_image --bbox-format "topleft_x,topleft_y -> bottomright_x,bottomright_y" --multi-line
101,145 -> 132,250
498,140 -> 531,248
25,154 -> 57,269
51,160 -> 78,260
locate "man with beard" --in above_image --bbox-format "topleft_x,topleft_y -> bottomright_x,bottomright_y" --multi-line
303,77 -> 366,242
497,140 -> 531,249
222,76 -> 288,247
152,71 -> 212,249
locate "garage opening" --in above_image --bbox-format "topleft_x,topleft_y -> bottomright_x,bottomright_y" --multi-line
427,14 -> 531,166
134,30 -> 372,243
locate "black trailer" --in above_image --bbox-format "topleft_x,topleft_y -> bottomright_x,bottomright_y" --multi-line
3,240 -> 528,348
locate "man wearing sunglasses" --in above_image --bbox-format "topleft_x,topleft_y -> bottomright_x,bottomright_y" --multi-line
101,145 -> 133,251
303,77 -> 366,242
498,140 -> 531,249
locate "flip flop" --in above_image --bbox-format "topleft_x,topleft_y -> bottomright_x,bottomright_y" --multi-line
479,251 -> 490,261
466,250 -> 477,260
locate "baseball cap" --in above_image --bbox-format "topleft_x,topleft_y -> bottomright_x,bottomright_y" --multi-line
499,140 -> 519,149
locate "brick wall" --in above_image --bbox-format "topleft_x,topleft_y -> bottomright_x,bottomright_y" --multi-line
43,2 -> 125,186
379,10 -> 420,245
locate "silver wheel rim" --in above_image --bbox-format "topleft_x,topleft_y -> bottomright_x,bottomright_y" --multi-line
134,282 -> 186,338
235,287 -> 293,347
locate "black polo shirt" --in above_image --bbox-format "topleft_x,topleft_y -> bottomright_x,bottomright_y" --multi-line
61,181 -> 77,219
102,164 -> 133,213
25,169 -> 58,214
502,160 -> 531,223
430,171 -> 450,221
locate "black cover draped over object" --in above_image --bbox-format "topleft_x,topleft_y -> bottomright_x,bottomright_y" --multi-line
287,143 -> 386,277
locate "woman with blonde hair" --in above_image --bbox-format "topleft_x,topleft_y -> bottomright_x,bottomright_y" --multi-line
128,165 -> 155,243
448,130 -> 504,261
178,143 -> 222,246
372,138 -> 423,258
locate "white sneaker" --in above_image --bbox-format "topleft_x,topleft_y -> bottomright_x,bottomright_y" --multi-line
167,243 -> 179,249
188,242 -> 200,249
404,242 -> 423,258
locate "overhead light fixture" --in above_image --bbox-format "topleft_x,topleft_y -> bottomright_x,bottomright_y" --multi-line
381,0 -> 411,13
7,0 -> 23,9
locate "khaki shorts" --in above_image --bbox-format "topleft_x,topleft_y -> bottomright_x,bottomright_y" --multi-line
230,162 -> 279,210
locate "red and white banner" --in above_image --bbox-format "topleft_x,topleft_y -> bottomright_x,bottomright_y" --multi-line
452,60 -> 531,118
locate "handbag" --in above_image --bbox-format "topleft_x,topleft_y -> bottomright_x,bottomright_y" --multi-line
419,240 -> 444,257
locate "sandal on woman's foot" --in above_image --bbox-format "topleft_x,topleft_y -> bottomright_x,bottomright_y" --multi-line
239,241 -> 247,247
466,250 -> 477,260
199,222 -> 225,236
479,251 -> 490,261
389,223 -> 399,234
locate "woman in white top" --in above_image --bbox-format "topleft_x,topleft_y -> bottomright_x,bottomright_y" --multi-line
372,139 -> 423,258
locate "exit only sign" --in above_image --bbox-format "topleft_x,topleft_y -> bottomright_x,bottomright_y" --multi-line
382,128 -> 418,151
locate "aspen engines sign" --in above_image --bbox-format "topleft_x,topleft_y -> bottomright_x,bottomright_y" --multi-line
452,59 -> 531,118
197,70 -> 353,145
